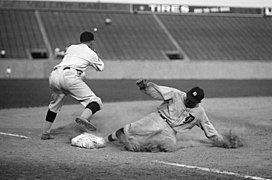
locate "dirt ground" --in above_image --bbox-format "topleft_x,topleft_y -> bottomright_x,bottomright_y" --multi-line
0,97 -> 271,179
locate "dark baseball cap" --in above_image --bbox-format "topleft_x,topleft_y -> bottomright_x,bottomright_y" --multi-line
80,31 -> 94,43
186,87 -> 204,103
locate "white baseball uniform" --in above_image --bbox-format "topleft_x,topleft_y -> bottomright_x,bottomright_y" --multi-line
48,43 -> 104,113
121,82 -> 222,152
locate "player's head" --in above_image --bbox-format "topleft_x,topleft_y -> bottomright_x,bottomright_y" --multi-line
185,87 -> 204,108
80,31 -> 95,49
80,31 -> 94,43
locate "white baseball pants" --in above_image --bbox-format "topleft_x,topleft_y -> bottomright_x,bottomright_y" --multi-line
48,67 -> 102,112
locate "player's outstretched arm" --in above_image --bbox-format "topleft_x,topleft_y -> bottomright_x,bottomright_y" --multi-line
197,111 -> 235,149
136,79 -> 162,100
136,79 -> 177,101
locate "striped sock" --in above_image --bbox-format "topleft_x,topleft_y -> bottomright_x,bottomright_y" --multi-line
108,131 -> 117,142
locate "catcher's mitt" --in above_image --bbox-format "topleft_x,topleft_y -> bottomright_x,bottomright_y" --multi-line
213,130 -> 244,149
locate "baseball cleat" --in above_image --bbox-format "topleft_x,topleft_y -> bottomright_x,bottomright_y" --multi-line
41,133 -> 54,140
75,117 -> 97,131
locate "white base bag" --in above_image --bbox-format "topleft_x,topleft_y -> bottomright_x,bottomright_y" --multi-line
71,133 -> 106,149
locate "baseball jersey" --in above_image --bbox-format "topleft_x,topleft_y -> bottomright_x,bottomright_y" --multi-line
54,44 -> 104,72
141,82 -> 220,139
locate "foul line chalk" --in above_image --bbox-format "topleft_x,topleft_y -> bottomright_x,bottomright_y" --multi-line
153,160 -> 271,180
0,132 -> 30,139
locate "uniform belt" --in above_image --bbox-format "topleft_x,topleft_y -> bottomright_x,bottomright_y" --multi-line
63,67 -> 83,74
54,66 -> 83,74
63,66 -> 70,70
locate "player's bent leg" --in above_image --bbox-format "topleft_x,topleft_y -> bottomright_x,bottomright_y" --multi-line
41,109 -> 57,140
117,123 -> 156,152
69,77 -> 103,114
145,121 -> 177,152
107,128 -> 124,142
41,93 -> 66,140
85,101 -> 101,115
106,127 -> 141,151
80,101 -> 101,119
75,101 -> 102,131
120,113 -> 177,152
154,135 -> 177,152
124,133 -> 177,152
68,79 -> 103,131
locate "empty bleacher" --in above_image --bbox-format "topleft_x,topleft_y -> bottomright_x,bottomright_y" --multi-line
39,10 -> 176,60
1,7 -> 272,61
159,15 -> 272,60
0,9 -> 46,59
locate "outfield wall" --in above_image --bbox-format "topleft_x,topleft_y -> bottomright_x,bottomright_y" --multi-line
0,60 -> 272,79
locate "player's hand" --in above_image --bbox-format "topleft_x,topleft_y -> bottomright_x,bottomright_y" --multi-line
212,130 -> 243,149
136,79 -> 148,90
221,130 -> 243,149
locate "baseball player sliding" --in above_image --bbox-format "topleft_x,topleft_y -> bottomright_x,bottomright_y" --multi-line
106,79 -> 233,152
41,31 -> 104,140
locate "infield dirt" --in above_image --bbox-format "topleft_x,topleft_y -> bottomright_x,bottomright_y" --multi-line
0,97 -> 271,179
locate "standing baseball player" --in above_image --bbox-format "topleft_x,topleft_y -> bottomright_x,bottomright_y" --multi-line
106,79 -> 229,152
41,31 -> 104,140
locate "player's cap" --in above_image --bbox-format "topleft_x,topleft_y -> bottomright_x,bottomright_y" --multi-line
80,31 -> 94,43
186,87 -> 204,103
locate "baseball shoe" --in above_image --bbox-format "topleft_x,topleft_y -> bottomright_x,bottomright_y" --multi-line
41,133 -> 54,140
75,117 -> 97,131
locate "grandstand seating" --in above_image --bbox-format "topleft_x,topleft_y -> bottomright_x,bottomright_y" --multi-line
159,15 -> 272,60
39,10 -> 176,60
0,9 -> 46,59
1,8 -> 272,61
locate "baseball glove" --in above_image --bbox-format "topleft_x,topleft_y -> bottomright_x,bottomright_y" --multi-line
213,130 -> 243,149
136,79 -> 148,90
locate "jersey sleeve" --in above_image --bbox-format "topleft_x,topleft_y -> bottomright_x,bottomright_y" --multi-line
89,51 -> 104,71
141,82 -> 179,100
196,109 -> 220,139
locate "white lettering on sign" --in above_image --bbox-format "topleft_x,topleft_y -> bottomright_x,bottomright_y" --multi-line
147,4 -> 231,14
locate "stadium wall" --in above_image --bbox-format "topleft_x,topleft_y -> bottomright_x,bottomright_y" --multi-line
0,60 -> 272,79
1,0 -> 270,17
4,0 -> 272,8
